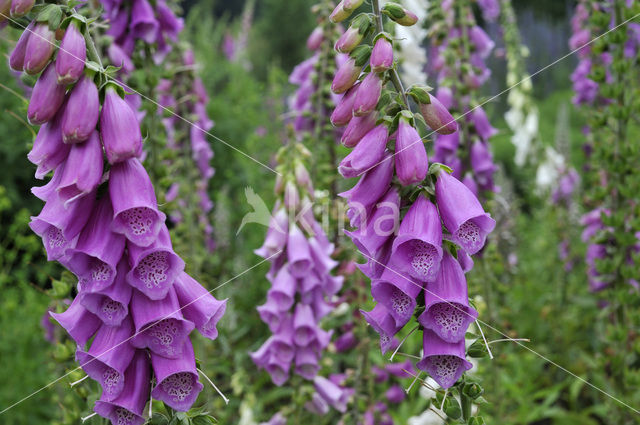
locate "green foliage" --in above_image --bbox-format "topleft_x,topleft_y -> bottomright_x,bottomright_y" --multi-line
249,0 -> 317,78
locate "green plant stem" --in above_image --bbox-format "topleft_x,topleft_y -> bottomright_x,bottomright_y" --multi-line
371,0 -> 410,107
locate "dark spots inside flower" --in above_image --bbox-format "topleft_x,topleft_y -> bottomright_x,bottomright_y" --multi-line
161,372 -> 195,402
122,207 -> 154,237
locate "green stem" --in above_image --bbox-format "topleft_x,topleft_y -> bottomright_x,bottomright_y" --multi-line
371,0 -> 410,107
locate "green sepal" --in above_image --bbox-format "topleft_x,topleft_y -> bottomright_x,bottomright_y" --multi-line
350,13 -> 374,35
406,85 -> 432,104
35,4 -> 63,30
428,162 -> 453,176
467,339 -> 489,358
381,2 -> 406,20
443,396 -> 462,420
462,382 -> 484,399
373,31 -> 393,44
350,45 -> 372,67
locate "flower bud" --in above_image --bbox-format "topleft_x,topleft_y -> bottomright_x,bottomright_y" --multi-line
331,82 -> 359,126
334,14 -> 371,53
57,131 -> 104,205
370,37 -> 393,73
341,111 -> 377,147
353,72 -> 382,116
343,0 -> 364,10
395,116 -> 428,185
62,75 -> 99,143
416,92 -> 458,135
24,23 -> 56,75
330,1 -> 351,23
10,0 -> 34,18
339,125 -> 388,178
284,180 -> 300,211
28,112 -> 70,179
331,45 -> 370,94
100,86 -> 143,164
306,26 -> 323,51
56,22 -> 86,84
9,21 -> 33,71
295,162 -> 311,191
331,57 -> 362,94
28,64 -> 67,125
382,2 -> 419,26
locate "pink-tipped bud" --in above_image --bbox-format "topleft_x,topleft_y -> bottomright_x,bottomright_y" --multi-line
343,0 -> 365,10
306,27 -> 324,51
335,27 -> 362,53
331,82 -> 360,126
334,14 -> 371,54
294,162 -> 311,191
10,0 -> 34,17
331,57 -> 362,94
27,64 -> 67,125
9,21 -> 33,71
353,72 -> 382,116
284,181 -> 300,211
24,23 -> 56,75
382,2 -> 419,26
100,86 -> 143,164
370,37 -> 393,72
418,93 -> 458,135
331,45 -> 371,94
330,1 -> 351,23
56,22 -> 86,85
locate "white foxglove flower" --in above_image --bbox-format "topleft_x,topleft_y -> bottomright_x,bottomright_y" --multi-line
396,0 -> 429,86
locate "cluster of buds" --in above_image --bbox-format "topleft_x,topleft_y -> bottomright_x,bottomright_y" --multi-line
428,0 -> 498,195
327,0 -> 495,391
5,4 -> 225,424
251,141 -> 343,386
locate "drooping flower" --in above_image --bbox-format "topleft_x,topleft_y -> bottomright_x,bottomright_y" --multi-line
418,252 -> 478,342
100,86 -> 143,164
435,171 -> 495,255
56,21 -> 86,84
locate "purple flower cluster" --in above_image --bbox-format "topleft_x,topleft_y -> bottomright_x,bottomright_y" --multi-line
328,2 -> 495,389
429,1 -> 498,195
349,360 -> 415,424
580,209 -> 610,292
156,49 -> 216,252
251,198 -> 343,385
103,0 -> 183,67
289,25 -> 346,135
569,1 -> 599,105
8,12 -> 225,424
477,0 -> 500,22
551,167 -> 579,206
